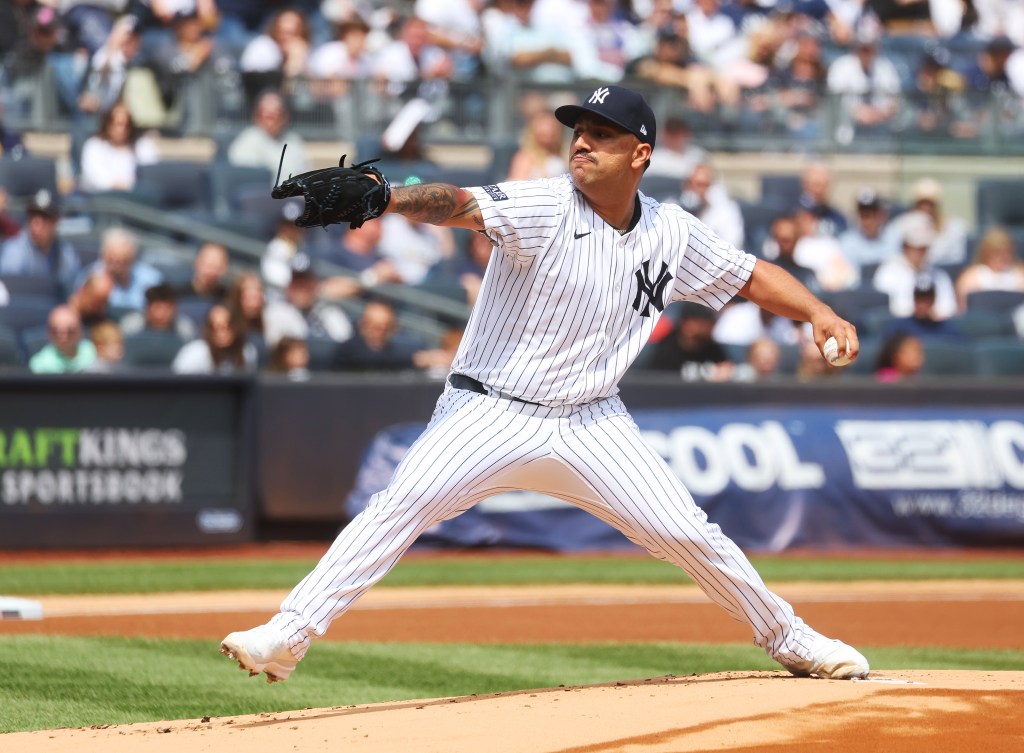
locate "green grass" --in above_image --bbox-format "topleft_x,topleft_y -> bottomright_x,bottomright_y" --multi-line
1,555 -> 1023,596
2,637 -> 1022,734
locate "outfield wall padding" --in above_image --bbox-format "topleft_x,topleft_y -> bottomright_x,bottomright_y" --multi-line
1,374 -> 1022,549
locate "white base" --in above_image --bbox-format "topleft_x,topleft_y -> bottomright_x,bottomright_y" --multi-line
0,596 -> 43,620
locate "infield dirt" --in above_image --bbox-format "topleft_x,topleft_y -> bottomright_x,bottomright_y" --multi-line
3,576 -> 1024,751
4,670 -> 1023,753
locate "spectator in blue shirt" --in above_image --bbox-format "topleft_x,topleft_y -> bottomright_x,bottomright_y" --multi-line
797,161 -> 848,237
880,275 -> 965,341
0,189 -> 81,297
77,227 -> 162,311
839,188 -> 899,268
962,36 -> 1016,94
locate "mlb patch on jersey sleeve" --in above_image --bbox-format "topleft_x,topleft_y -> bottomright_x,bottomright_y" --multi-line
482,184 -> 509,201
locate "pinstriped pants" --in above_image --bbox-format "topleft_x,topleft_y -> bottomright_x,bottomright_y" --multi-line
273,385 -> 817,665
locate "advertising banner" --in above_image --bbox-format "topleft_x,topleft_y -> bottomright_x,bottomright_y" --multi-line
0,379 -> 251,548
346,406 -> 1024,551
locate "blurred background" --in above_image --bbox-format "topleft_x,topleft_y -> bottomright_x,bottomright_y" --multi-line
0,0 -> 1022,551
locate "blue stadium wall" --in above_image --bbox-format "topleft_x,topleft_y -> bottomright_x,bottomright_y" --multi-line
0,374 -> 1022,550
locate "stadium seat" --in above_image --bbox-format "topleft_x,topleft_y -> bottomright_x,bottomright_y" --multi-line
443,167 -> 493,191
862,306 -> 895,337
722,343 -> 747,364
936,261 -> 968,282
0,295 -> 55,332
412,282 -> 469,306
146,258 -> 193,289
973,338 -> 1024,377
821,289 -> 891,330
640,174 -> 682,202
975,179 -> 1024,230
0,155 -> 59,200
70,235 -> 102,267
209,164 -> 273,220
121,332 -> 186,369
738,200 -> 783,256
306,336 -> 342,371
18,323 -> 49,362
952,310 -> 1013,339
1,275 -> 61,299
106,305 -> 138,322
235,188 -> 284,240
965,290 -> 1024,313
487,140 -> 521,183
759,174 -> 802,209
858,262 -> 881,282
846,335 -> 883,375
0,325 -> 23,368
176,297 -> 215,327
134,161 -> 212,212
354,133 -> 382,164
920,340 -> 974,376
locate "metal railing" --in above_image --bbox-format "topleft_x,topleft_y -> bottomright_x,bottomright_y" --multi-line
4,61 -> 1024,157
81,193 -> 467,343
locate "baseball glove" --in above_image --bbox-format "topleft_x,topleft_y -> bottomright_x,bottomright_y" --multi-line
271,154 -> 391,230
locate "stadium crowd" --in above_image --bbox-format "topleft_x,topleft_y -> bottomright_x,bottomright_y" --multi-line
0,0 -> 1023,381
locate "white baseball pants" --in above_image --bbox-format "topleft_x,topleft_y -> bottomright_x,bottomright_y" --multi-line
272,385 -> 818,666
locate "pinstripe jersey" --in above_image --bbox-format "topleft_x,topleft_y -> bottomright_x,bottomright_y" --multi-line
454,174 -> 757,406
266,180 -> 848,678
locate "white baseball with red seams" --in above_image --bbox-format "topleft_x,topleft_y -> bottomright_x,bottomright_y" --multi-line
824,336 -> 852,367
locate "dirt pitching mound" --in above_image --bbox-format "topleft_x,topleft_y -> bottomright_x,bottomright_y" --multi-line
7,670 -> 1022,753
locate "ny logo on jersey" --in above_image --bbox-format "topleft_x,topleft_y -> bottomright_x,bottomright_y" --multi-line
632,260 -> 671,317
589,87 -> 611,104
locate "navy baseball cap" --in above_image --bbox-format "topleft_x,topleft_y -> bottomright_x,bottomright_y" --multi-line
555,86 -> 657,147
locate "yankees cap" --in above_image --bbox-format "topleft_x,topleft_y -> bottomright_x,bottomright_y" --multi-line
555,86 -> 657,147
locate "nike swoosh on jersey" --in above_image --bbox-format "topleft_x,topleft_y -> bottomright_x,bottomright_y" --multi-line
574,231 -> 591,239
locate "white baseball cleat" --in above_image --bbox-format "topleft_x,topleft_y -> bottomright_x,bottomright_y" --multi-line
780,633 -> 870,680
220,624 -> 298,683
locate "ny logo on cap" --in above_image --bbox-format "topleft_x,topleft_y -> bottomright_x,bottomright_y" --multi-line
640,124 -> 648,136
588,87 -> 611,104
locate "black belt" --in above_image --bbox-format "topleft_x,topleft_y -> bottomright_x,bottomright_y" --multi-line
448,373 -> 542,406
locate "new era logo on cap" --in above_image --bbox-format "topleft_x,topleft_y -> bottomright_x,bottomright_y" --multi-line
555,86 -> 657,147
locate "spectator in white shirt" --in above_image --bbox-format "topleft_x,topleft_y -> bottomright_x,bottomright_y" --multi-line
677,162 -> 745,249
414,0 -> 486,79
646,116 -> 708,180
239,7 -> 311,80
371,15 -> 453,98
874,217 -> 958,319
686,0 -> 744,73
483,0 -> 619,84
307,14 -> 373,92
825,24 -> 902,139
78,101 -> 160,193
263,253 -> 353,348
227,89 -> 309,179
884,178 -> 967,266
793,197 -> 859,292
173,303 -> 259,374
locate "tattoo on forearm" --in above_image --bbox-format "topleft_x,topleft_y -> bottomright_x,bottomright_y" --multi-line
391,184 -> 483,227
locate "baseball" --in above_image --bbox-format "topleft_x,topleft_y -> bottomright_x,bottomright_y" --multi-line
823,336 -> 852,367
